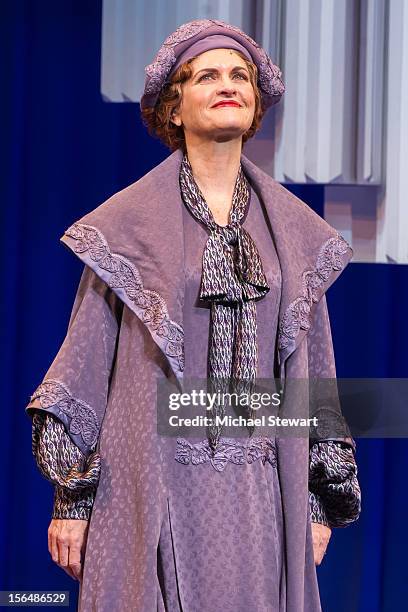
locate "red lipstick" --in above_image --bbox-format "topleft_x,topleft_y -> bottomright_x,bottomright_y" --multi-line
212,101 -> 241,108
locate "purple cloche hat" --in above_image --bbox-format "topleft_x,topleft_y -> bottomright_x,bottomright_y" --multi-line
140,19 -> 285,111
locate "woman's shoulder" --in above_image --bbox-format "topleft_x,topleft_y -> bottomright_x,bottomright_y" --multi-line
242,154 -> 347,246
62,150 -> 184,238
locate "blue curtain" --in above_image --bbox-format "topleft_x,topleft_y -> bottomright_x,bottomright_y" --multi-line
1,2 -> 407,611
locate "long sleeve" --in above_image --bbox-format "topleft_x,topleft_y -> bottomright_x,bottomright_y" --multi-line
306,295 -> 361,527
27,265 -> 123,517
309,439 -> 361,528
32,411 -> 99,519
308,490 -> 330,527
26,265 -> 123,455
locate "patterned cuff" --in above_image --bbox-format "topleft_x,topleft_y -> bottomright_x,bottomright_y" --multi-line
52,485 -> 96,520
32,411 -> 101,490
309,440 -> 361,528
309,491 -> 330,527
310,436 -> 356,454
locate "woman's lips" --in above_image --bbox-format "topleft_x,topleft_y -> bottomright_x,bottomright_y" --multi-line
212,102 -> 242,108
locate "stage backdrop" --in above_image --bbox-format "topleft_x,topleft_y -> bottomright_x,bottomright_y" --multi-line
1,2 -> 407,611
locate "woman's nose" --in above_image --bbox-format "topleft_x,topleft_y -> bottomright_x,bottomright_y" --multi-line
216,83 -> 237,96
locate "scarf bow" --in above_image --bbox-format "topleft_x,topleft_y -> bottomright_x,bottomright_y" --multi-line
201,223 -> 270,303
179,154 -> 270,450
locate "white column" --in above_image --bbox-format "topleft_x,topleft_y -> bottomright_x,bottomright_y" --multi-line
273,0 -> 358,183
376,0 -> 408,263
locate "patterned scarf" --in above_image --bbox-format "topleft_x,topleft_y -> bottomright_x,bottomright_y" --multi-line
179,154 -> 270,451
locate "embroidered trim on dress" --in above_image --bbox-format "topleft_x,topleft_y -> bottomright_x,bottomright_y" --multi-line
278,234 -> 351,351
175,436 -> 277,472
64,222 -> 184,372
30,379 -> 99,450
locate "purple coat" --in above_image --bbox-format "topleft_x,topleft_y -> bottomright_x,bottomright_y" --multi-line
27,149 -> 354,611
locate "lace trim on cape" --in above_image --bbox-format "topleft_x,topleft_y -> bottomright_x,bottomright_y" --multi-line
30,379 -> 99,450
175,436 -> 277,472
278,234 -> 351,351
64,222 -> 184,372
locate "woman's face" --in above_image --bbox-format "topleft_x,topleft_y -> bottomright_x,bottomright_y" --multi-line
171,48 -> 256,144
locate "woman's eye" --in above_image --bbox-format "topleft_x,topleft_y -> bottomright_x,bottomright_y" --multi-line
198,72 -> 248,82
199,73 -> 215,81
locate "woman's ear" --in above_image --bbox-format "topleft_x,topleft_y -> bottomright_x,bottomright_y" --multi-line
171,109 -> 182,127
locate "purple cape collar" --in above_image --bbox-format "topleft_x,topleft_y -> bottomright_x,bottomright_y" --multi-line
60,149 -> 352,386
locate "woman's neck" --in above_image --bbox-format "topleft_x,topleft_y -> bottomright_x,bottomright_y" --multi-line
184,139 -> 243,225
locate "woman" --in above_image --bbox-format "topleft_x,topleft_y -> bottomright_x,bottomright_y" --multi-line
26,19 -> 361,612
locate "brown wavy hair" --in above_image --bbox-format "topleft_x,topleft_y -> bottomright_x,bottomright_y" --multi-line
141,50 -> 265,152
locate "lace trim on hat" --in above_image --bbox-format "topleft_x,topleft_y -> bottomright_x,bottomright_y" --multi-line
144,19 -> 284,101
64,222 -> 184,372
175,436 -> 277,472
144,19 -> 215,95
165,19 -> 215,47
30,379 -> 99,450
278,234 -> 351,351
210,20 -> 284,97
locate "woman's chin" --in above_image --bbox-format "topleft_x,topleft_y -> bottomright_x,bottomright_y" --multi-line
210,126 -> 248,143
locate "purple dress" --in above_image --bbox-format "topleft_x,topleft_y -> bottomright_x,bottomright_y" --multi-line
29,162 -> 361,611
156,186 -> 285,611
